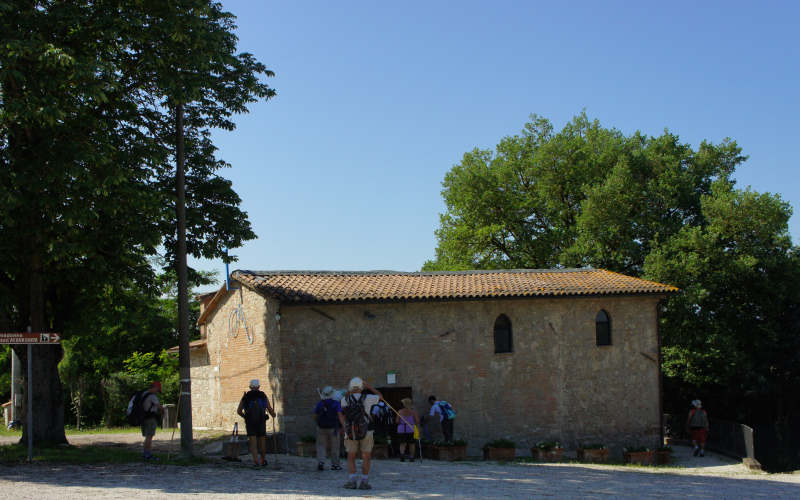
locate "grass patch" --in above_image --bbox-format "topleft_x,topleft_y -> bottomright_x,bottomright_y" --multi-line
0,442 -> 210,465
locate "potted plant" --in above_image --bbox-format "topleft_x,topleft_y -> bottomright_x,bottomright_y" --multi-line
531,441 -> 563,461
655,445 -> 672,465
296,435 -> 316,457
483,439 -> 516,461
371,433 -> 390,459
623,446 -> 654,465
576,444 -> 609,463
427,439 -> 467,461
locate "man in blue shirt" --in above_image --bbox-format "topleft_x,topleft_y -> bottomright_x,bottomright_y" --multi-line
313,386 -> 343,471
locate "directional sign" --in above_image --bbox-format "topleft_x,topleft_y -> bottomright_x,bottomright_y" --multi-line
0,332 -> 61,344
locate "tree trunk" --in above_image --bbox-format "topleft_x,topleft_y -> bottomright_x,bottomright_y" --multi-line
175,102 -> 193,456
20,253 -> 67,445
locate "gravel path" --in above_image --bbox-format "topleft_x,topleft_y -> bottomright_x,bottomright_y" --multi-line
2,432 -> 799,499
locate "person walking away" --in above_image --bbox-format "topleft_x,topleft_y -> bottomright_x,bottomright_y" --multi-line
370,399 -> 394,455
687,399 -> 709,457
428,395 -> 456,443
237,379 -> 276,467
396,398 -> 419,461
339,377 -> 383,490
141,381 -> 164,460
314,386 -> 343,471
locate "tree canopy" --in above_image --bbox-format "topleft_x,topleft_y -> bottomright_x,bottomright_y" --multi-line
0,0 -> 273,443
426,112 -> 799,425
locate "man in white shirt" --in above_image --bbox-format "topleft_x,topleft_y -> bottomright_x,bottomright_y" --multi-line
338,377 -> 383,490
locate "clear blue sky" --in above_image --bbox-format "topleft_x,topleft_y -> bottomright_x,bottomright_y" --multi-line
192,0 -> 800,290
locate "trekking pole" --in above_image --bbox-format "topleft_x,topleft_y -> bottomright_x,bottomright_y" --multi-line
167,391 -> 183,462
381,399 -> 422,463
271,394 -> 281,470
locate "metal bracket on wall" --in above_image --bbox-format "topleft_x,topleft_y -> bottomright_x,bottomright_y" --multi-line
640,351 -> 657,363
310,307 -> 335,321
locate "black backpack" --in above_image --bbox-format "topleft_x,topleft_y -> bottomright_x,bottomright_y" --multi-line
126,390 -> 150,426
343,393 -> 370,440
372,402 -> 394,432
317,399 -> 339,429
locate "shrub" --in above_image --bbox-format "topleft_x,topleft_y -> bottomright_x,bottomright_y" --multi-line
580,443 -> 606,450
536,441 -> 561,451
623,446 -> 650,453
656,445 -> 673,453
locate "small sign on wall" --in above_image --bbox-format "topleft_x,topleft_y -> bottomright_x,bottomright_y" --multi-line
386,371 -> 397,385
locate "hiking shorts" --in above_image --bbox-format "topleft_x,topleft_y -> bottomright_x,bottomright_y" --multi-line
397,432 -> 415,444
141,417 -> 158,437
245,420 -> 267,437
690,427 -> 708,445
344,430 -> 374,454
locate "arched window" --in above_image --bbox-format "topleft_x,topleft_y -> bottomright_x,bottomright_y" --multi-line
596,310 -> 611,346
494,314 -> 513,353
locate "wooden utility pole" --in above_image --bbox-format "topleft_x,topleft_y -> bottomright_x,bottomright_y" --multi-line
175,102 -> 193,456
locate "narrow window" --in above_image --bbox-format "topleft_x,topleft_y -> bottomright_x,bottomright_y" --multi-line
494,314 -> 513,353
596,310 -> 611,346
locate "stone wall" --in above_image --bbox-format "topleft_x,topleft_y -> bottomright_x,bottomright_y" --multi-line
193,284 -> 283,431
276,295 -> 662,455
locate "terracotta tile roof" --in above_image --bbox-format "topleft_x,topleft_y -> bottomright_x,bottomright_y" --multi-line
231,269 -> 678,304
167,339 -> 207,353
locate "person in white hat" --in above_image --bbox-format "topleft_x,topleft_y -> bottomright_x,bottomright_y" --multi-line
237,379 -> 275,466
338,377 -> 383,490
686,399 -> 709,457
313,385 -> 343,471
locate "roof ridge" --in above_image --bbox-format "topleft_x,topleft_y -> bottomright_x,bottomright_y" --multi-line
235,268 -> 596,277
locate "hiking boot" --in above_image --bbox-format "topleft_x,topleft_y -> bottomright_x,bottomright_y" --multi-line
317,462 -> 325,471
343,481 -> 358,489
260,460 -> 268,467
331,464 -> 342,470
358,481 -> 372,490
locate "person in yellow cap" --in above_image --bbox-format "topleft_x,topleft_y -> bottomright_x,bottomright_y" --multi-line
237,379 -> 275,467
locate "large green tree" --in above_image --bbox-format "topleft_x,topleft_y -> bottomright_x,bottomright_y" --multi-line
0,0 -> 272,444
426,112 -> 799,426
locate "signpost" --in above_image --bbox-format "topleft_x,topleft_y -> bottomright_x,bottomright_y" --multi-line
0,328 -> 61,462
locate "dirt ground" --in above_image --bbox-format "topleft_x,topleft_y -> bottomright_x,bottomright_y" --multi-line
2,431 -> 799,499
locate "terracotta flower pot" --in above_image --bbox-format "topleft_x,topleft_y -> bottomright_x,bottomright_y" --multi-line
371,443 -> 389,459
576,447 -> 609,463
531,447 -> 563,462
655,450 -> 671,465
483,446 -> 516,461
431,445 -> 467,461
296,441 -> 316,457
624,450 -> 654,465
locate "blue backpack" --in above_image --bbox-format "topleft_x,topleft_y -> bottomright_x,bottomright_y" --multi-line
438,401 -> 456,420
317,399 -> 339,429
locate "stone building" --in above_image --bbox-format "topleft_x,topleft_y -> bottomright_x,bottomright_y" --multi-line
189,268 -> 677,454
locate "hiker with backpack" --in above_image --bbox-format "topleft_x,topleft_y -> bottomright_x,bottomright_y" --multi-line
127,381 -> 163,461
338,377 -> 383,490
313,385 -> 343,471
428,395 -> 456,443
370,399 -> 394,454
686,399 -> 710,457
396,398 -> 420,461
237,379 -> 276,467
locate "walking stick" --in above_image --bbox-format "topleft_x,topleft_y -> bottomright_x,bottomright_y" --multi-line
271,394 -> 281,469
166,391 -> 183,462
381,399 -> 422,463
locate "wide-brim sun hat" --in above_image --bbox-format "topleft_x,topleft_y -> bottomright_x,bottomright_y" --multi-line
321,386 -> 334,398
250,379 -> 260,388
692,399 -> 702,408
349,377 -> 363,391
